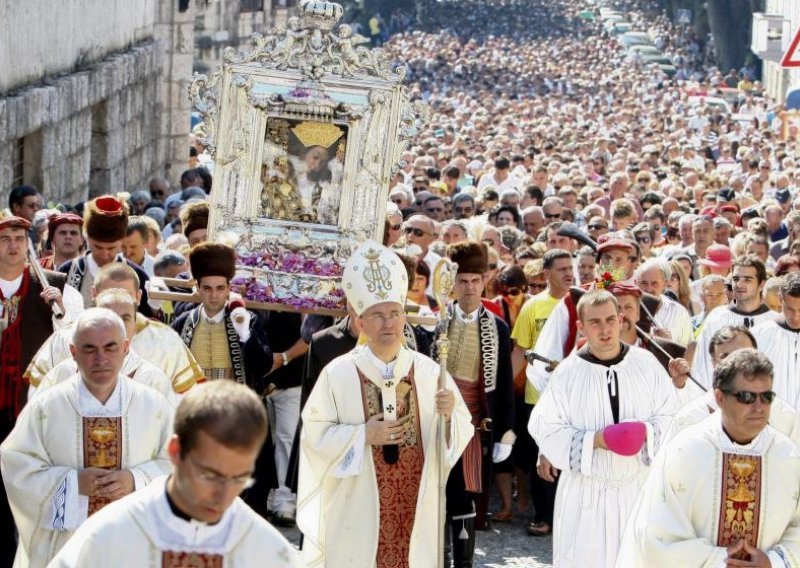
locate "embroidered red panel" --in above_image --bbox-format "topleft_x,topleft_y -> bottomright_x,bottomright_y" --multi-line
716,453 -> 762,559
162,550 -> 224,567
359,366 -> 424,568
82,416 -> 122,515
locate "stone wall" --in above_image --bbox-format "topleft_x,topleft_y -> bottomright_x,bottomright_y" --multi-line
0,0 -> 194,207
0,41 -> 163,206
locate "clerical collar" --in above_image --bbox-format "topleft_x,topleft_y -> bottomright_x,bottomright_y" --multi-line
365,346 -> 399,379
455,304 -> 480,323
728,302 -> 771,317
165,484 -> 195,523
577,342 -> 629,368
0,273 -> 23,299
201,305 -> 225,324
78,375 -> 123,416
777,318 -> 800,334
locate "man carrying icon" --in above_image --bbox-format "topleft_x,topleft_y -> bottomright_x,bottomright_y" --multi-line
528,289 -> 677,567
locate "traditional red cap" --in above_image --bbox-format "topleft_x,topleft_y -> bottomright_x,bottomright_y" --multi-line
48,212 -> 83,233
597,237 -> 635,255
607,280 -> 642,298
0,216 -> 32,232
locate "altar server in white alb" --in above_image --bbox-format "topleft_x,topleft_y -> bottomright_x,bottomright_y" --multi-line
0,308 -> 173,568
298,240 -> 473,568
617,349 -> 800,567
753,272 -> 800,411
528,289 -> 678,568
692,257 -> 777,389
49,380 -> 301,568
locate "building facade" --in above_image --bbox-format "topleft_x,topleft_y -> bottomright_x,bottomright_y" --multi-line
0,0 -> 195,206
754,0 -> 800,103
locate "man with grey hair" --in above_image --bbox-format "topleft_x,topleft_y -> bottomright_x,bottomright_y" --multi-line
153,250 -> 188,279
692,274 -> 728,332
619,349 -> 800,565
770,210 -> 800,261
453,193 -> 476,220
635,258 -> 693,345
1,308 -> 173,566
441,220 -> 469,245
522,206 -> 545,238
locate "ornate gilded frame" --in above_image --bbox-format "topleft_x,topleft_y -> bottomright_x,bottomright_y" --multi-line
189,1 -> 424,311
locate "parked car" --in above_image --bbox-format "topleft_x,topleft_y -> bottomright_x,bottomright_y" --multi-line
618,31 -> 653,48
687,95 -> 732,115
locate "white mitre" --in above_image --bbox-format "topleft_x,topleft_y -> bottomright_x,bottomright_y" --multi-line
342,240 -> 408,316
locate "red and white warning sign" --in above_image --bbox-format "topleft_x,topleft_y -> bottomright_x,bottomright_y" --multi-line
782,27 -> 800,67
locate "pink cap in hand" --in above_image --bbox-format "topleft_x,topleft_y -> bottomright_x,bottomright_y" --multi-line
603,422 -> 647,456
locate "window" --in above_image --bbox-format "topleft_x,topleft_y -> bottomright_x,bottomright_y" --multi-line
240,0 -> 263,12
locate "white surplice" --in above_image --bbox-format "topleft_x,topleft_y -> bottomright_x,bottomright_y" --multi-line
616,413 -> 800,567
528,345 -> 678,568
297,345 -> 473,568
48,477 -> 302,567
691,305 -> 778,389
25,313 -> 202,396
664,391 -> 800,447
653,296 -> 693,347
753,320 -> 800,410
33,349 -> 177,406
0,375 -> 173,568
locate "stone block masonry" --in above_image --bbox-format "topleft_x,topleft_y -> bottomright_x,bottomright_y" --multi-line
0,40 -> 166,207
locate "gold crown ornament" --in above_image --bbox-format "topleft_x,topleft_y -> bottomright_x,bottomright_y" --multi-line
299,0 -> 344,31
292,121 -> 344,149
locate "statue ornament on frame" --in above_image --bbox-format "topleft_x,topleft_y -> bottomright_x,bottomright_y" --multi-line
189,0 -> 426,314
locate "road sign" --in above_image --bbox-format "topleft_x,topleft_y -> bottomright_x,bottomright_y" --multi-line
782,27 -> 800,67
677,9 -> 692,25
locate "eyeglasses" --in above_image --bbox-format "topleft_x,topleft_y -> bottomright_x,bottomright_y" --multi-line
390,224 -> 402,231
362,310 -> 405,324
721,390 -> 776,405
187,455 -> 255,489
488,263 -> 498,270
528,282 -> 546,291
636,235 -> 651,243
425,207 -> 444,213
505,287 -> 523,296
588,224 -> 608,230
454,207 -> 474,214
404,227 -> 430,237
544,213 -> 562,219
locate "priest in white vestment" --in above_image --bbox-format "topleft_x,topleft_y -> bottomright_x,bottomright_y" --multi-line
529,289 -> 678,568
692,258 -> 777,389
298,241 -> 473,568
617,349 -> 800,567
49,380 -> 301,568
24,262 -> 202,397
0,308 -> 173,568
666,324 -> 800,446
752,273 -> 800,411
31,288 -> 176,406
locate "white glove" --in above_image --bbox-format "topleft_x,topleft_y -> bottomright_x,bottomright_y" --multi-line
144,278 -> 166,311
492,442 -> 513,464
230,307 -> 251,343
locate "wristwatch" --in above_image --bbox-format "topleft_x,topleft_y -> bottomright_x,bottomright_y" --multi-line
281,352 -> 289,366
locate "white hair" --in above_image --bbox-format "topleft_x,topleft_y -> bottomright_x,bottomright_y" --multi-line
635,257 -> 673,282
71,307 -> 126,347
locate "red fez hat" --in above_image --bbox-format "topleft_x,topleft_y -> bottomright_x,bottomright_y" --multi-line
596,237 -> 635,256
48,213 -> 83,233
0,216 -> 32,232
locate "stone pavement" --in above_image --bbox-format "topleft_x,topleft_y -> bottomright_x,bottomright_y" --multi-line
275,490 -> 554,567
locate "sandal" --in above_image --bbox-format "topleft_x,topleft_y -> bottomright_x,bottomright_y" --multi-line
526,521 -> 552,536
492,510 -> 513,522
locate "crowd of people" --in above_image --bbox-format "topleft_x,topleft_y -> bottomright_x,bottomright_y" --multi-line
3,0 -> 800,566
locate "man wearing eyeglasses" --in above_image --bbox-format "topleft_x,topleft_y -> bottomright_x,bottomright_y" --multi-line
49,380 -> 301,568
1,308 -> 173,567
403,214 -> 441,291
692,257 -> 778,390
298,241 -> 472,568
618,349 -> 800,567
422,196 -> 447,222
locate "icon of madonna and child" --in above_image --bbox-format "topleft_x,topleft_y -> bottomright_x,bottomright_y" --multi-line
260,118 -> 347,226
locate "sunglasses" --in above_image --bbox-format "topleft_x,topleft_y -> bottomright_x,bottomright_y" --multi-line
588,224 -> 608,230
488,263 -> 498,270
390,224 -> 402,231
528,282 -> 546,291
454,207 -> 474,214
504,287 -> 523,296
721,390 -> 776,405
425,207 -> 444,213
544,213 -> 561,219
404,227 -> 429,237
